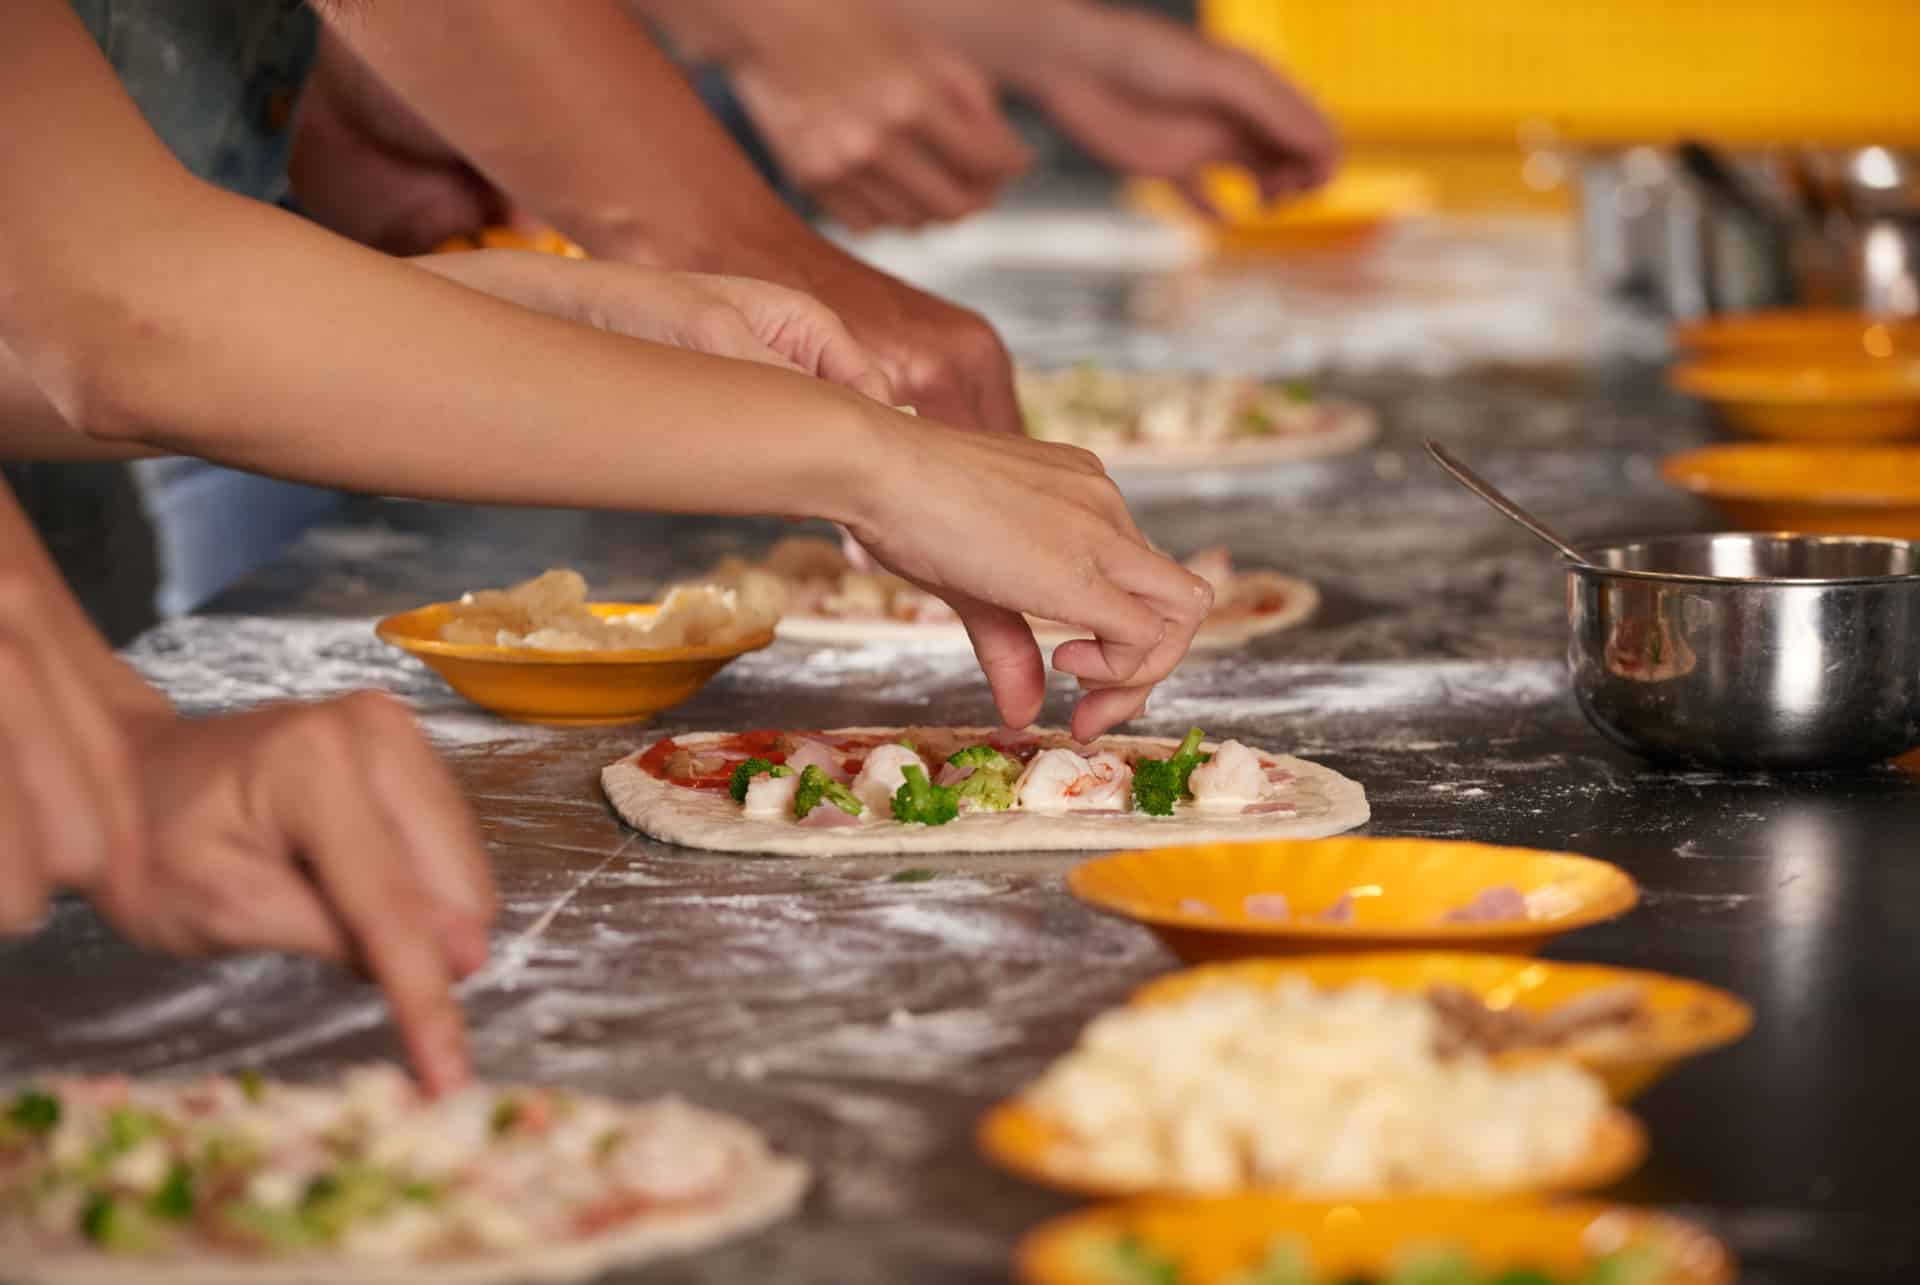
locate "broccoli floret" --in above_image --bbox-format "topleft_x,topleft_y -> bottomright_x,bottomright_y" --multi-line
728,757 -> 793,803
1130,728 -> 1208,817
793,765 -> 863,820
6,1089 -> 59,1134
1282,378 -> 1315,404
890,765 -> 959,827
947,745 -> 1017,774
1071,1232 -> 1181,1285
955,768 -> 1017,812
148,1164 -> 195,1222
1238,405 -> 1277,436
80,1193 -> 159,1253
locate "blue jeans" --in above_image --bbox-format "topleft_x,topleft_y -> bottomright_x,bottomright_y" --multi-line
71,0 -> 340,615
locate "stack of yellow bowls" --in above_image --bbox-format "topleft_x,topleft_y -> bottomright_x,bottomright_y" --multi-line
1663,311 -> 1920,538
977,838 -> 1747,1284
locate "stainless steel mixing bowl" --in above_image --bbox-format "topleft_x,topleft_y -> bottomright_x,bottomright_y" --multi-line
1567,534 -> 1920,770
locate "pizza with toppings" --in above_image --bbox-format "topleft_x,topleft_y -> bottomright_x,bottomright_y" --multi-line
1018,366 -> 1376,471
683,538 -> 1318,651
601,726 -> 1369,856
0,1066 -> 806,1284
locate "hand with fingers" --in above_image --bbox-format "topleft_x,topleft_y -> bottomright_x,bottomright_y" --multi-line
841,411 -> 1214,740
83,694 -> 496,1096
414,255 -> 897,402
717,0 -> 1031,232
887,0 -> 1338,211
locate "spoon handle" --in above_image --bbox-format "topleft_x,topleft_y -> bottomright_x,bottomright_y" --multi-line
1423,440 -> 1592,566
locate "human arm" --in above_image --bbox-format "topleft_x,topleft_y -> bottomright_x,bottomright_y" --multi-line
636,0 -> 1030,231
882,0 -> 1339,207
310,0 -> 1025,434
0,479 -> 495,1094
2,0 -> 1207,734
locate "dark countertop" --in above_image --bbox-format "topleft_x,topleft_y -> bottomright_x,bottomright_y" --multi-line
6,210 -> 1917,1283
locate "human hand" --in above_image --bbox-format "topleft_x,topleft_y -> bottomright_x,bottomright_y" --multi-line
1006,6 -> 1338,209
725,1 -> 1030,231
416,254 -> 895,402
840,409 -> 1212,738
82,695 -> 497,1096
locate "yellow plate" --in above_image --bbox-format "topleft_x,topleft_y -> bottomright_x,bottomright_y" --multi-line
1672,310 -> 1920,361
433,226 -> 587,258
1661,443 -> 1920,539
1670,358 -> 1920,441
1132,953 -> 1752,1102
374,602 -> 772,726
1067,839 -> 1639,963
1130,165 -> 1435,249
1018,1195 -> 1734,1285
979,1100 -> 1645,1202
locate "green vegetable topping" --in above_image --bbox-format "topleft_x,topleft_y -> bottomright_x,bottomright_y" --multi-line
595,1128 -> 626,1161
490,1098 -> 522,1136
298,1166 -> 414,1240
1238,405 -> 1278,435
1074,1232 -> 1181,1285
889,868 -> 939,884
401,1181 -> 440,1205
148,1163 -> 195,1221
237,1069 -> 266,1103
793,765 -> 864,820
890,764 -> 959,827
1130,728 -> 1208,817
1283,379 -> 1315,403
1222,1238 -> 1313,1285
728,757 -> 793,803
80,1193 -> 158,1253
945,745 -> 1020,811
947,745 -> 1016,772
7,1089 -> 59,1134
103,1108 -> 165,1155
225,1202 -> 319,1250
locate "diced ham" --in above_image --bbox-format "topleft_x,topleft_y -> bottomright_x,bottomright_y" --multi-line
785,739 -> 850,783
664,749 -> 728,780
1317,893 -> 1354,924
1264,768 -> 1295,784
1441,885 -> 1530,923
935,762 -> 975,788
1240,801 -> 1297,816
1242,893 -> 1290,921
799,802 -> 862,828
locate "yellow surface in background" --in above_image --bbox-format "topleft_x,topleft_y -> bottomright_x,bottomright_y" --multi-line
1207,0 -> 1920,146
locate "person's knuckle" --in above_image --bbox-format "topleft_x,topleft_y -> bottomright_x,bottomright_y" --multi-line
339,688 -> 419,736
0,572 -> 40,630
837,124 -> 883,169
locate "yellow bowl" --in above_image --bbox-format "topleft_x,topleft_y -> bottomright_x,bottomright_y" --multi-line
1130,165 -> 1435,249
1670,358 -> 1920,441
978,1100 -> 1645,1202
1018,1195 -> 1734,1285
1661,443 -> 1920,538
374,602 -> 772,726
1066,839 -> 1639,963
433,226 -> 587,257
1672,310 -> 1920,362
1132,953 -> 1752,1102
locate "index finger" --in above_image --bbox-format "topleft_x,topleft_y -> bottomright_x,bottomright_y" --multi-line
271,731 -> 471,1095
1218,53 -> 1339,180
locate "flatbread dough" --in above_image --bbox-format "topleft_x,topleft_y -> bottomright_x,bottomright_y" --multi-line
602,727 -> 1369,857
775,572 -> 1319,652
3,1075 -> 807,1285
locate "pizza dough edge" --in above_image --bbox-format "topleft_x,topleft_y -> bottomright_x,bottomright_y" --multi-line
601,727 -> 1370,857
773,572 -> 1321,652
8,1110 -> 809,1285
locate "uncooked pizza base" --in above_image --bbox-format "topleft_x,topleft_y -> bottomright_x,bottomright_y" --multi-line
7,1106 -> 808,1285
774,572 -> 1319,652
1083,400 -> 1376,473
601,727 -> 1369,857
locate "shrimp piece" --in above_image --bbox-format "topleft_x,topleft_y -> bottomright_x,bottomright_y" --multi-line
784,738 -> 849,783
1015,749 -> 1134,813
1186,739 -> 1269,810
850,744 -> 929,815
743,770 -> 802,818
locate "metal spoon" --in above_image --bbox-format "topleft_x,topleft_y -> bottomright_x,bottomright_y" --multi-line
1423,440 -> 1595,567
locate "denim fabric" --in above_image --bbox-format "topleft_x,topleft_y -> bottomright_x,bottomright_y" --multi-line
63,0 -> 341,617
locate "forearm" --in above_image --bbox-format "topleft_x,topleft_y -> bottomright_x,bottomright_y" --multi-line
0,342 -> 156,461
322,0 -> 816,272
0,480 -> 168,713
50,192 -> 882,521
